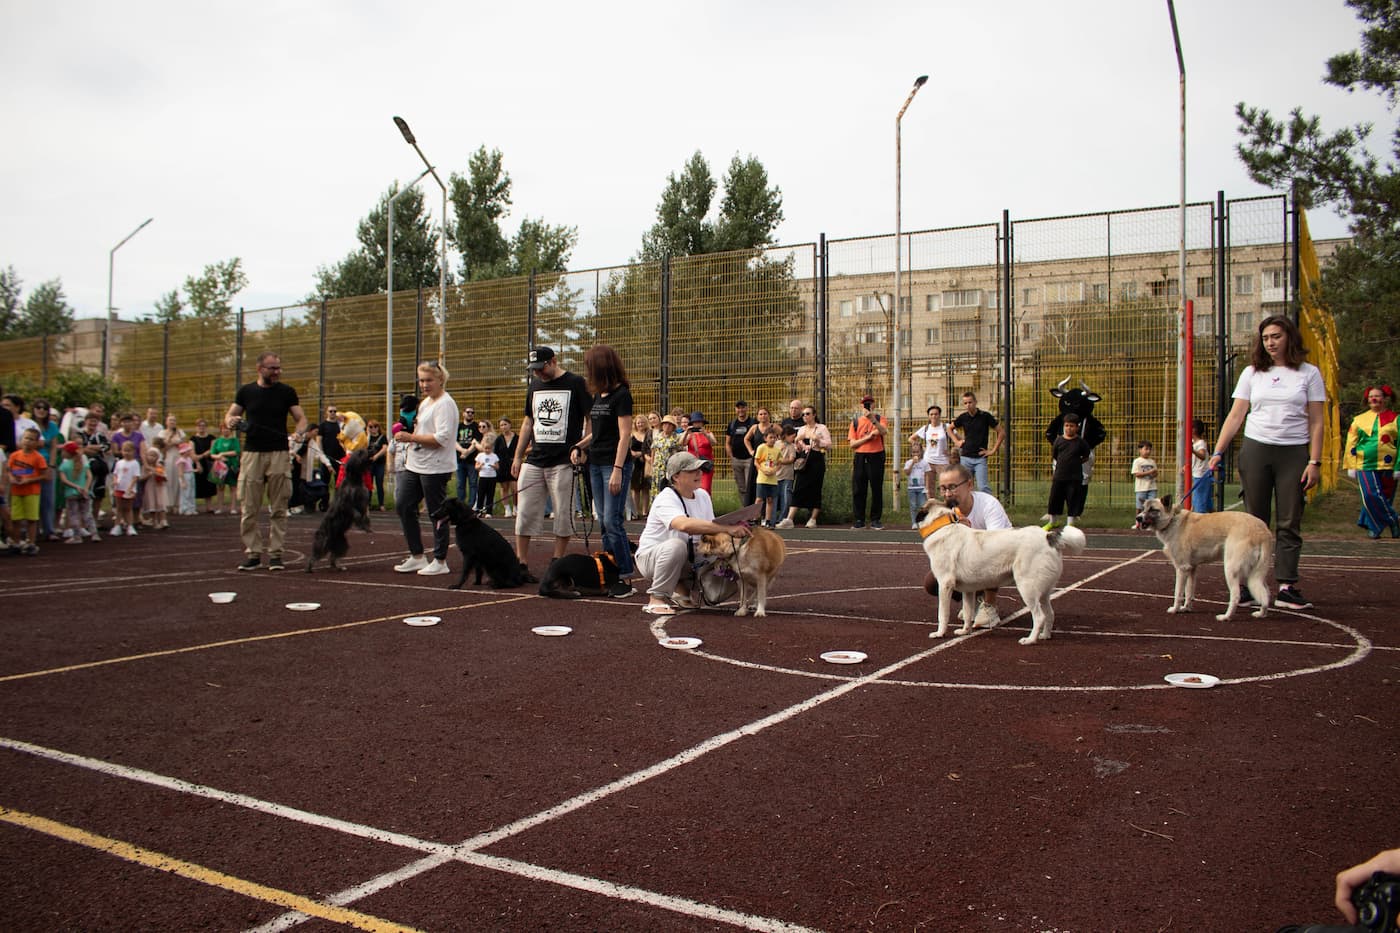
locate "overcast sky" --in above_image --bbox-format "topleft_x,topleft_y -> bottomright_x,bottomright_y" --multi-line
0,0 -> 1385,321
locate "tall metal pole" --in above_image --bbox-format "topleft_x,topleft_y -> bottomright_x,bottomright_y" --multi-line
393,117 -> 449,367
893,74 -> 928,513
104,217 -> 153,378
386,167 -> 432,431
1168,1 -> 1188,500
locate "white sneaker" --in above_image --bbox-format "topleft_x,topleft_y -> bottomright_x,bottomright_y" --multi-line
62,528 -> 74,539
805,518 -> 818,528
775,518 -> 794,529
394,555 -> 428,573
110,526 -> 123,538
126,526 -> 138,536
416,558 -> 450,576
974,601 -> 1001,628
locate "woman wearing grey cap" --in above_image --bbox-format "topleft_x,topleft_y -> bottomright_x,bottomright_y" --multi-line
635,451 -> 749,614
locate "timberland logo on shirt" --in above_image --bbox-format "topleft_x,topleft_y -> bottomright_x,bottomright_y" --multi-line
537,398 -> 564,427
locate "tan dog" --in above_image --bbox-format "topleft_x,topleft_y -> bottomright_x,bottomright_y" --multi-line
1134,494 -> 1273,621
918,502 -> 1085,644
696,527 -> 787,617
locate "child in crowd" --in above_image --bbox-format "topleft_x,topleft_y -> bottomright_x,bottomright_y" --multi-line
57,441 -> 97,544
177,441 -> 198,515
753,425 -> 782,527
1042,413 -> 1091,527
142,444 -> 169,530
7,428 -> 50,555
110,441 -> 141,536
474,431 -> 499,517
1131,440 -> 1158,523
1189,419 -> 1214,513
774,424 -> 798,524
903,437 -> 928,529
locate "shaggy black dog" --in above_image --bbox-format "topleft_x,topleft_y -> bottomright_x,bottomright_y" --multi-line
305,450 -> 371,573
429,497 -> 532,589
539,551 -> 636,599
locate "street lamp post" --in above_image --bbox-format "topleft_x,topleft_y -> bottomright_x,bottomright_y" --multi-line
387,166 -> 434,433
1167,1 -> 1188,501
893,75 -> 928,509
393,116 -> 449,368
104,217 -> 153,378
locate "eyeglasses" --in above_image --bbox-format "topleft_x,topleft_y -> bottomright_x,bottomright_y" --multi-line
802,410 -> 814,416
464,411 -> 475,415
937,479 -> 969,494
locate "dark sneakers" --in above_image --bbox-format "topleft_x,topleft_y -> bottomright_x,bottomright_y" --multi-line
238,556 -> 261,571
1275,586 -> 1313,610
1238,588 -> 1259,608
268,557 -> 285,572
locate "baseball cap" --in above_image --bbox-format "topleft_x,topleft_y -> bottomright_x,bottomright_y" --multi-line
861,395 -> 876,406
527,346 -> 556,371
62,441 -> 80,454
665,451 -> 712,479
735,400 -> 748,407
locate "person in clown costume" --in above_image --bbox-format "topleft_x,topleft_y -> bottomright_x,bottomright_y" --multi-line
335,410 -> 372,491
1344,385 -> 1399,539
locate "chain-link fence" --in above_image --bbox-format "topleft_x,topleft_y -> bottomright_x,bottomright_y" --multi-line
2,195 -> 1339,516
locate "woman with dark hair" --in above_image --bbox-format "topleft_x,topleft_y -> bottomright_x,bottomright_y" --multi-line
584,344 -> 635,579
776,404 -> 833,528
1209,315 -> 1327,608
1344,385 -> 1398,539
191,418 -> 217,513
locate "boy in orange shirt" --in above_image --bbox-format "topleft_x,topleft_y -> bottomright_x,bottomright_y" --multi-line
8,427 -> 50,555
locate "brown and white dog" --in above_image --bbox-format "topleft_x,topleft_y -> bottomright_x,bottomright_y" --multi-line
696,526 -> 787,617
1134,494 -> 1272,621
917,503 -> 1085,644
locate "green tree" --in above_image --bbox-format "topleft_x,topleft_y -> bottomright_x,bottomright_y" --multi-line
638,151 -> 785,261
185,258 -> 248,322
150,289 -> 184,325
0,265 -> 21,338
713,155 -> 785,253
1235,0 -> 1399,409
509,217 -> 578,277
314,183 -> 443,300
449,146 -> 513,282
18,279 -> 74,337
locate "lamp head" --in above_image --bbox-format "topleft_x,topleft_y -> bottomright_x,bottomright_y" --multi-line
393,116 -> 416,145
914,75 -> 928,88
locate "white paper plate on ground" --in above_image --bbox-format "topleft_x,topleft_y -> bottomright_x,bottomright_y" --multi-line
285,602 -> 321,612
532,625 -> 572,637
1164,672 -> 1220,689
208,592 -> 236,604
659,636 -> 702,650
404,616 -> 441,627
821,650 -> 868,665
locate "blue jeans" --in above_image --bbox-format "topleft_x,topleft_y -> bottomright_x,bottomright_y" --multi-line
1189,474 -> 1214,512
962,455 -> 990,494
908,484 -> 927,526
456,459 -> 478,506
775,478 -> 792,521
589,461 -> 634,575
41,472 -> 57,536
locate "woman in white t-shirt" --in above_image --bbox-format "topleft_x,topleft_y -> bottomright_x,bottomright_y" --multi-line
1209,315 -> 1326,610
391,362 -> 460,576
910,404 -> 951,468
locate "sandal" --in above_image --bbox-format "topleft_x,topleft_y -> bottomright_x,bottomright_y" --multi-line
642,603 -> 676,615
670,594 -> 698,610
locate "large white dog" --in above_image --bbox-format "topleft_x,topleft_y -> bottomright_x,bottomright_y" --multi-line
918,503 -> 1086,645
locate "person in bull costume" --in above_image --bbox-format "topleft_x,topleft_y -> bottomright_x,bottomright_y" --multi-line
1045,377 -> 1106,520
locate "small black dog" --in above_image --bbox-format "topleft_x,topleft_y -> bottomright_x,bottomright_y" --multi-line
539,551 -> 635,599
430,497 -> 532,589
305,450 -> 371,573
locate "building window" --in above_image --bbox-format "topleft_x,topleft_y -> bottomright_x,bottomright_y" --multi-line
1120,281 -> 1139,301
1148,278 -> 1180,299
986,291 -> 999,309
1195,276 -> 1214,298
1021,321 -> 1041,341
941,289 -> 980,308
925,327 -> 940,344
1092,283 -> 1109,303
1234,274 -> 1254,296
860,294 -> 891,313
839,299 -> 854,318
898,296 -> 912,314
1234,311 -> 1255,332
1050,282 -> 1084,303
1020,286 -> 1038,306
945,322 -> 977,342
1262,268 -> 1288,290
858,327 -> 885,344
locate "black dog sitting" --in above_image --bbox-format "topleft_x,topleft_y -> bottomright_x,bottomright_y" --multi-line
306,450 -> 371,573
539,551 -> 636,599
429,497 -> 532,589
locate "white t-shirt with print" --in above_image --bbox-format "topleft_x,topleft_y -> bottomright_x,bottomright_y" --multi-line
1234,363 -> 1325,445
637,486 -> 714,556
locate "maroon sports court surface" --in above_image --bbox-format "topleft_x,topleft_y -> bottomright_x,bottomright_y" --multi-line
1,510 -> 1397,931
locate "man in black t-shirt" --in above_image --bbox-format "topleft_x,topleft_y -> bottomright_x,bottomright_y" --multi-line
950,391 -> 1005,495
510,346 -> 593,572
224,351 -> 308,571
455,405 -> 483,507
319,404 -> 344,484
726,400 -> 758,507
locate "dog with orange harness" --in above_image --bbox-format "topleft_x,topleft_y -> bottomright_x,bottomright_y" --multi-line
538,551 -> 636,599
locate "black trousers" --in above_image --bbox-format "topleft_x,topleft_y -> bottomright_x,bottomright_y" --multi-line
851,450 -> 886,522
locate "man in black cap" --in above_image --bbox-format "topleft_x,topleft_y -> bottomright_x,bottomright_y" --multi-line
510,346 -> 593,574
726,400 -> 757,507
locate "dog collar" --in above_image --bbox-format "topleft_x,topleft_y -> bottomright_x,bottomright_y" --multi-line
919,510 -> 962,539
590,552 -> 609,590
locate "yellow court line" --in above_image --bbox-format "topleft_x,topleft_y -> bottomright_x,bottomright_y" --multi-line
0,595 -> 534,684
0,805 -> 422,932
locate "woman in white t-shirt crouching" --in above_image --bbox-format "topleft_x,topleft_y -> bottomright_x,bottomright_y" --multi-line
1209,315 -> 1326,610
